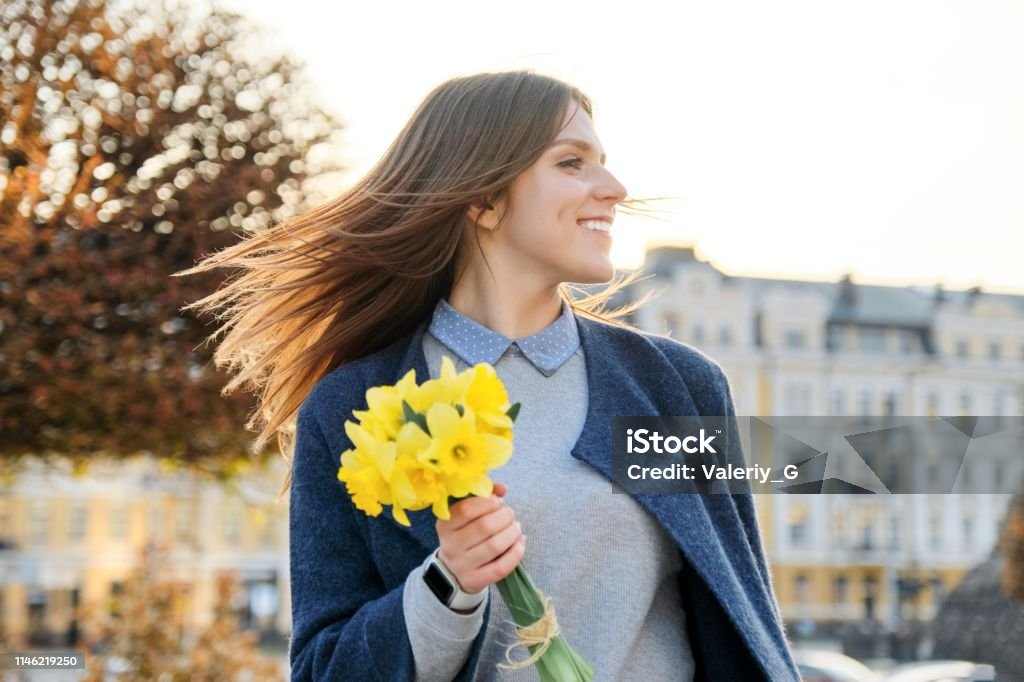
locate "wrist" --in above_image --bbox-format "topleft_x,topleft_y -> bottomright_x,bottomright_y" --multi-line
424,549 -> 487,612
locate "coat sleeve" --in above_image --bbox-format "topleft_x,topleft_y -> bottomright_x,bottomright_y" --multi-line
710,366 -> 784,621
288,386 -> 493,681
702,361 -> 800,679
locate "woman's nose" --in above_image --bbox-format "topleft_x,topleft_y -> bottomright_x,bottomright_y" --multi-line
597,168 -> 628,203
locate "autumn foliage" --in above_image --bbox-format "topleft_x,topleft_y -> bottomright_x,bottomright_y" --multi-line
0,0 -> 344,474
1001,485 -> 1024,603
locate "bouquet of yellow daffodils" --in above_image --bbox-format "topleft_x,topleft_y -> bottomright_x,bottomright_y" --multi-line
337,356 -> 594,681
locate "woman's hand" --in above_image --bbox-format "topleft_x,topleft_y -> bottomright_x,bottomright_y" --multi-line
435,481 -> 526,594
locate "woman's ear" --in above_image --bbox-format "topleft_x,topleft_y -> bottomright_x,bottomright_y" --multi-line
465,197 -> 500,231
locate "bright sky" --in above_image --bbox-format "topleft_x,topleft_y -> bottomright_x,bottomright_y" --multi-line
216,0 -> 1024,294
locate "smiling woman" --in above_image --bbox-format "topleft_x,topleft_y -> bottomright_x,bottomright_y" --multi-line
177,69 -> 800,681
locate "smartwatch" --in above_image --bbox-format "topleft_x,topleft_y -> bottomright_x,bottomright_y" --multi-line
423,549 -> 487,612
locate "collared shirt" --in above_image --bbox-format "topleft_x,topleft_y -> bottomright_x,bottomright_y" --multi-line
426,296 -> 580,377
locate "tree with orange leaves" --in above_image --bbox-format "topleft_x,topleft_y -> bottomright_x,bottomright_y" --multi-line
0,0 -> 345,477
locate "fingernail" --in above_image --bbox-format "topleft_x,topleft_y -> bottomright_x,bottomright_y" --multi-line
516,521 -> 522,532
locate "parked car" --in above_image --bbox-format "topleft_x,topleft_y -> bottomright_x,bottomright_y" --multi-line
792,649 -> 878,682
880,660 -> 996,682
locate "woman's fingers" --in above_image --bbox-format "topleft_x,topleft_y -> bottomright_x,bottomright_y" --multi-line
474,532 -> 527,587
441,489 -> 504,532
435,482 -> 525,593
462,513 -> 522,568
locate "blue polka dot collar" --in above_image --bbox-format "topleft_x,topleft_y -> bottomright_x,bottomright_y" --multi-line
427,296 -> 580,377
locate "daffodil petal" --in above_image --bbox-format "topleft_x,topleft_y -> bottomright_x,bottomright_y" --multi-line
432,495 -> 451,520
425,402 -> 461,437
392,504 -> 411,527
469,476 -> 493,497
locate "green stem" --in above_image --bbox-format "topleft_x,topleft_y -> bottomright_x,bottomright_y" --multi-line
492,565 -> 594,681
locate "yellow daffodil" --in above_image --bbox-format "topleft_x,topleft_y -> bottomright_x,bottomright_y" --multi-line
412,356 -> 472,411
463,362 -> 515,433
337,358 -> 516,523
337,455 -> 391,517
387,421 -> 447,525
353,368 -> 420,440
422,402 -> 513,498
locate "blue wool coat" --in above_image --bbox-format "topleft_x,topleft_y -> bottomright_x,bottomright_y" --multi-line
288,310 -> 801,681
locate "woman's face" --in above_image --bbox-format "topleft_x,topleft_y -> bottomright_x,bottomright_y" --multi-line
469,104 -> 629,287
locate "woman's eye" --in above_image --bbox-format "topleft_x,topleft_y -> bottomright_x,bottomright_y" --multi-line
558,157 -> 584,169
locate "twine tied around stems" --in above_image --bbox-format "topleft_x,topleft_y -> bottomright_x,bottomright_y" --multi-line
496,592 -> 561,670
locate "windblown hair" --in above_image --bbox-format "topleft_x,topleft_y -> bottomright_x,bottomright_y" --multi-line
174,69 -> 662,496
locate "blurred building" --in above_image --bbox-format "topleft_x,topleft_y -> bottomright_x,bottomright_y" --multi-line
0,456 -> 289,648
5,244 -> 1023,651
626,245 -> 1024,636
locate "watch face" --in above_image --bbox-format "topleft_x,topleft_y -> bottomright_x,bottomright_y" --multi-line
424,561 -> 455,605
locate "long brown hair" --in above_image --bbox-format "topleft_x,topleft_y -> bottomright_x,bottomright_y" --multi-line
173,69 -> 663,495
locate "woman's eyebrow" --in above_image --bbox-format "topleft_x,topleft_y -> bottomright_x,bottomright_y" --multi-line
550,138 -> 607,165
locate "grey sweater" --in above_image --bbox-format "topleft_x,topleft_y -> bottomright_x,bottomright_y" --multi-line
402,331 -> 695,681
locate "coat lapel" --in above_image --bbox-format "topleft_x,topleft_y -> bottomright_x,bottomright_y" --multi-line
568,316 -> 769,631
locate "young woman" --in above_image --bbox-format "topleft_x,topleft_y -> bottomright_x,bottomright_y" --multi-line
180,70 -> 799,681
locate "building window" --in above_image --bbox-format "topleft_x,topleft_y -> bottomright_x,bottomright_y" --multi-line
176,504 -> 192,543
788,503 -> 810,546
68,503 -> 88,541
859,327 -> 886,354
833,575 -> 849,604
900,330 -> 916,354
860,390 -> 872,417
830,389 -> 845,416
827,325 -> 843,352
926,392 -> 940,417
109,504 -> 127,540
794,574 -> 810,603
989,340 -> 1001,361
831,514 -> 846,549
963,515 -> 974,549
692,324 -> 704,345
29,505 -> 49,545
224,505 -> 242,545
928,512 -> 941,551
784,329 -> 806,350
955,338 -> 969,359
994,391 -> 1006,418
889,515 -> 900,550
864,576 -> 879,620
859,520 -> 875,550
884,391 -> 897,417
719,325 -> 732,347
959,391 -> 971,415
